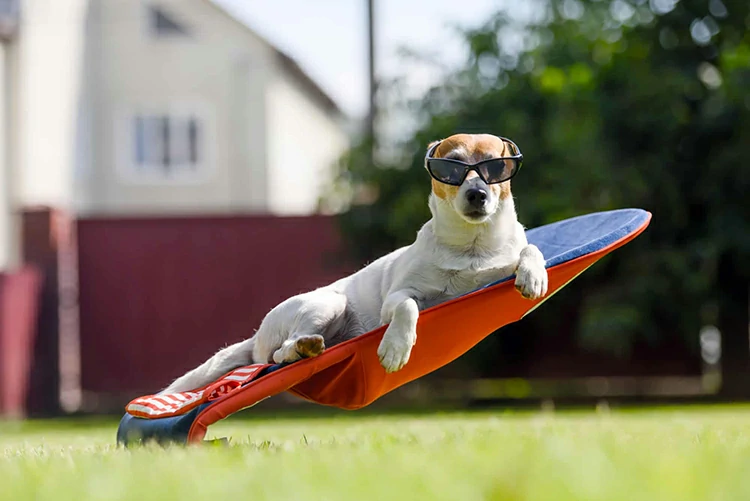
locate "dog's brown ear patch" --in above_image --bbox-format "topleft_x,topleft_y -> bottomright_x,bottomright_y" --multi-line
501,138 -> 517,157
426,140 -> 442,158
427,139 -> 459,201
496,138 -> 517,200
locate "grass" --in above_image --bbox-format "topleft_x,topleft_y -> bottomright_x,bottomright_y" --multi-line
2,405 -> 750,500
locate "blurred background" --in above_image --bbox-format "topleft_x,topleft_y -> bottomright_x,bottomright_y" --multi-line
0,0 -> 748,418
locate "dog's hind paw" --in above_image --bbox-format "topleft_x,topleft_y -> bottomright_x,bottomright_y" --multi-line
272,334 -> 325,364
295,335 -> 325,358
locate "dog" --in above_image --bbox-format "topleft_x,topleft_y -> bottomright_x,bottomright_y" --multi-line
161,133 -> 548,394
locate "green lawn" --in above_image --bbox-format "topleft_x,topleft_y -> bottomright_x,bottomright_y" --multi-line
2,405 -> 750,501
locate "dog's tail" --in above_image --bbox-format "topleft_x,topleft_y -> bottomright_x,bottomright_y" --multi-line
159,336 -> 256,395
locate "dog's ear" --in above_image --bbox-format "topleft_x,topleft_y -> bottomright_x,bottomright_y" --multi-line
424,139 -> 443,169
425,140 -> 442,168
500,138 -> 519,157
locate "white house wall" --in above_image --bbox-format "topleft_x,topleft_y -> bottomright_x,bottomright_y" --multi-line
0,42 -> 11,270
0,35 -> 21,271
265,73 -> 348,216
15,0 -> 90,210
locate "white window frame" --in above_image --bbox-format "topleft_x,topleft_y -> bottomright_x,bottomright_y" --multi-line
115,102 -> 215,185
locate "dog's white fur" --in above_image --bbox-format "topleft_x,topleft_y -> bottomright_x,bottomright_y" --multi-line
162,134 -> 548,394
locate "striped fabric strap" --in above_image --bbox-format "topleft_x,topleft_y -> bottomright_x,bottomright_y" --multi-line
126,364 -> 270,419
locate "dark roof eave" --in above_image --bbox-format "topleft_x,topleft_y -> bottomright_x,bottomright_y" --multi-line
275,51 -> 344,119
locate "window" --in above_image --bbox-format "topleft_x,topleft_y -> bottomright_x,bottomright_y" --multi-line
117,106 -> 213,184
134,114 -> 201,171
148,6 -> 190,37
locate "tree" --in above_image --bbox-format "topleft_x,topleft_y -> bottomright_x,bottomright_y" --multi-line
330,0 -> 750,390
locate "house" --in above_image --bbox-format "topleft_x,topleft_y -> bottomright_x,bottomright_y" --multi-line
0,0 -> 350,271
1,0 -> 355,415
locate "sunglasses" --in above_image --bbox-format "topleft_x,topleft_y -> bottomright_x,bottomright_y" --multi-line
424,137 -> 523,186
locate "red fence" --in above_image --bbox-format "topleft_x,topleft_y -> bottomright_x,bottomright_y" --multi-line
0,266 -> 43,417
0,207 -> 711,416
77,215 -> 357,399
72,212 -> 704,411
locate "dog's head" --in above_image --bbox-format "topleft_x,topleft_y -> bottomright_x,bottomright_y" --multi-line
425,133 -> 522,224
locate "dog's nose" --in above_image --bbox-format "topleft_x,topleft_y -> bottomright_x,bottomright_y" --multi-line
466,188 -> 488,209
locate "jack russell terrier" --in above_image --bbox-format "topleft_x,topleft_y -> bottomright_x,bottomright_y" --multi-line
162,133 -> 548,394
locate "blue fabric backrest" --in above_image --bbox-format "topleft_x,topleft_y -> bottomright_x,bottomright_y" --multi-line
480,208 -> 649,289
528,208 -> 649,268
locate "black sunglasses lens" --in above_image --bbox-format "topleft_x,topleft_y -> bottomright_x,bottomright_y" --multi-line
478,159 -> 518,184
428,159 -> 466,185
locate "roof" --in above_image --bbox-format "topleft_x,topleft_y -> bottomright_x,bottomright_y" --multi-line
203,0 -> 344,119
274,51 -> 343,118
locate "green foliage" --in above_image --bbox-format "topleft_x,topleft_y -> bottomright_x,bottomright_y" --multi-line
333,0 -> 750,369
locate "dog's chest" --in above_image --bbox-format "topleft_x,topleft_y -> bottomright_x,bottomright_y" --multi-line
418,263 -> 513,310
441,268 -> 483,294
445,264 -> 508,293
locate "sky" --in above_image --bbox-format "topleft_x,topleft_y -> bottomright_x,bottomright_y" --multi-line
214,0 -> 506,120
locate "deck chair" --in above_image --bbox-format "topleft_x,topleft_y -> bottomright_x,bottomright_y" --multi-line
117,208 -> 651,445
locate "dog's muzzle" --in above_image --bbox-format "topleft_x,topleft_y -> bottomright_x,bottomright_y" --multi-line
465,188 -> 488,211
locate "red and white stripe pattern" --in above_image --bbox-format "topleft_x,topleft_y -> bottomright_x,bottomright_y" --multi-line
126,364 -> 268,419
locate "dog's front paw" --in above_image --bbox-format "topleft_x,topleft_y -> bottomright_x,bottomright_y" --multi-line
514,263 -> 548,300
377,330 -> 415,373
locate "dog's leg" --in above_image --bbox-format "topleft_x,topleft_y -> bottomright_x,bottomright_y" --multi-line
514,244 -> 548,300
161,289 -> 348,394
377,290 -> 419,373
160,336 -> 256,394
253,288 -> 349,365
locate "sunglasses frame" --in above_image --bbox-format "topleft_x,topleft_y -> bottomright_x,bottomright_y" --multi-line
424,137 -> 524,186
